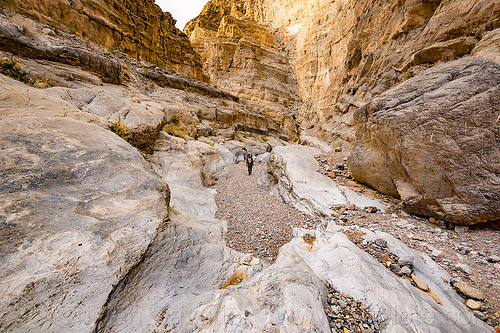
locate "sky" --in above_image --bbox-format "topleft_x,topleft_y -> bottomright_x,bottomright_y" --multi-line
155,0 -> 208,30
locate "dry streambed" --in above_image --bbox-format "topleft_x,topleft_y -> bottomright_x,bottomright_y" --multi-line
215,162 -> 321,263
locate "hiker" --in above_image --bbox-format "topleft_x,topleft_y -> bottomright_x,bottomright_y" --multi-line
245,153 -> 254,175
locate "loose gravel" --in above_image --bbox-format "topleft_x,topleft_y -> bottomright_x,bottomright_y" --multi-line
215,161 -> 320,263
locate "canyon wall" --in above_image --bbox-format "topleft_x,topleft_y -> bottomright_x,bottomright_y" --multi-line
187,0 -> 500,140
185,0 -> 301,138
0,0 -> 207,81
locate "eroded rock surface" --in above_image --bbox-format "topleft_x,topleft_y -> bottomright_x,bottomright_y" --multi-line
0,84 -> 169,331
185,0 -> 301,139
290,226 -> 492,332
1,0 -> 206,80
187,0 -> 500,142
349,57 -> 500,225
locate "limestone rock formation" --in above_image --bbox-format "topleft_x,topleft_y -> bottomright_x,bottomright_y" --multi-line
0,12 -> 293,331
290,225 -> 491,332
0,0 -> 206,80
349,57 -> 500,225
185,0 -> 301,138
187,0 -> 500,141
262,145 -> 386,217
0,77 -> 170,332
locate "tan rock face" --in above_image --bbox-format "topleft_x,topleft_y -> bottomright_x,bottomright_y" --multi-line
261,0 -> 500,140
188,0 -> 500,141
185,0 -> 301,139
2,0 -> 207,81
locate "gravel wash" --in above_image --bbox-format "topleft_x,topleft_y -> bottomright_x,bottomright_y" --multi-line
215,162 -> 320,263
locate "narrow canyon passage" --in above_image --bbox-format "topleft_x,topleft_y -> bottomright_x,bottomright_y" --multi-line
215,161 -> 321,263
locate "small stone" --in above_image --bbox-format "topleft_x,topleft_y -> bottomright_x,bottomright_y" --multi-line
346,203 -> 356,210
42,28 -> 56,36
437,220 -> 448,228
473,311 -> 488,321
488,255 -> 500,263
469,275 -> 479,283
401,266 -> 412,276
494,263 -> 500,270
398,258 -> 413,268
432,249 -> 443,257
466,299 -> 482,310
359,304 -> 368,310
411,274 -> 429,291
390,264 -> 401,275
456,263 -> 472,275
410,234 -> 424,241
364,206 -> 378,213
331,305 -> 341,314
374,238 -> 387,248
429,217 -> 437,224
454,282 -> 485,300
454,225 -> 470,233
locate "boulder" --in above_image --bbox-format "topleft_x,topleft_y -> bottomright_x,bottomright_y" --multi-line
349,58 -> 500,225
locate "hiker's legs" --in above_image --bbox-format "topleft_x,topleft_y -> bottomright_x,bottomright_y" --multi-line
248,165 -> 252,175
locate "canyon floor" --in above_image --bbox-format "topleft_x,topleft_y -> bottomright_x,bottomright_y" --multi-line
215,154 -> 500,329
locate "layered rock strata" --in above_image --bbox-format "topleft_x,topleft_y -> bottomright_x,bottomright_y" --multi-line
187,0 -> 500,141
348,57 -> 500,225
185,0 -> 301,139
0,0 -> 206,80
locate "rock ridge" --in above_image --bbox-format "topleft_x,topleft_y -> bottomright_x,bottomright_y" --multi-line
0,0 -> 207,81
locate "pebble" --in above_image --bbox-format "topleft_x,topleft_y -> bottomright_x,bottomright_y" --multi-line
474,311 -> 488,322
398,258 -> 413,268
488,255 -> 500,263
408,234 -> 424,241
374,238 -> 387,248
411,274 -> 429,291
469,275 -> 479,283
454,282 -> 485,300
346,203 -> 356,211
454,226 -> 470,233
456,263 -> 472,275
401,266 -> 412,276
466,299 -> 482,310
390,264 -> 402,275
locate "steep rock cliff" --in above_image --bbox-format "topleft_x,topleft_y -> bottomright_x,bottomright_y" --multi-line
264,0 -> 500,140
185,0 -> 301,138
0,0 -> 207,81
187,0 -> 500,141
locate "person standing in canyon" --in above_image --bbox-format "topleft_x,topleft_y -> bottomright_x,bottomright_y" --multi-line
245,153 -> 254,175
